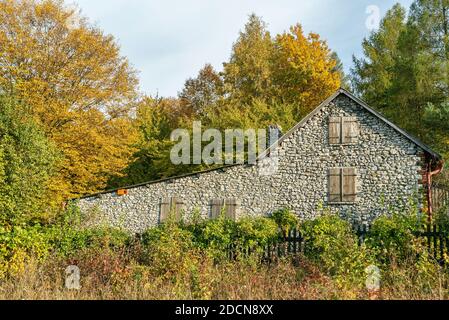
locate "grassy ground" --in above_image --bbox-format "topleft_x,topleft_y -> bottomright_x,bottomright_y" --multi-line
2,211 -> 449,300
1,250 -> 447,300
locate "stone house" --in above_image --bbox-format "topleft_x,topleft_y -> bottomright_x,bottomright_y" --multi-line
76,89 -> 443,233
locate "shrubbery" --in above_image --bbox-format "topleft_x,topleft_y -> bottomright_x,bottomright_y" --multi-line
365,210 -> 426,265
1,205 -> 448,300
300,214 -> 375,293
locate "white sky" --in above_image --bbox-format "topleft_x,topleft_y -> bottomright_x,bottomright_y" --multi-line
74,0 -> 414,97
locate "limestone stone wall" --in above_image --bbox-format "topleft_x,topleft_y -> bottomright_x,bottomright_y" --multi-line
76,94 -> 425,233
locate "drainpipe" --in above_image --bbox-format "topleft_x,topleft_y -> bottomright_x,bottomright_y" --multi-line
426,160 -> 444,222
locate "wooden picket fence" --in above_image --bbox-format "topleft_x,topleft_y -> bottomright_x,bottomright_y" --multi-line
418,224 -> 449,264
431,183 -> 449,213
240,225 -> 449,265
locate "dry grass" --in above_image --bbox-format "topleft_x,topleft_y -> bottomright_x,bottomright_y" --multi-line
1,250 -> 447,300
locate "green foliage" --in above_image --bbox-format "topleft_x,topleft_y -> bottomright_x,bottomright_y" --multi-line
223,14 -> 274,104
141,219 -> 198,280
300,214 -> 374,290
366,209 -> 443,291
46,203 -> 131,257
185,214 -> 279,261
365,210 -> 426,265
270,208 -> 299,236
351,4 -> 407,109
0,95 -> 60,226
0,224 -> 51,278
351,1 -> 449,160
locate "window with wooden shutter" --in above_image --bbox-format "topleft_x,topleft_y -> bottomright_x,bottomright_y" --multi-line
159,198 -> 171,223
328,168 -> 357,203
224,199 -> 237,220
329,117 -> 342,145
159,197 -> 184,223
342,117 -> 359,144
209,198 -> 238,220
210,199 -> 224,219
172,197 -> 185,221
329,117 -> 359,145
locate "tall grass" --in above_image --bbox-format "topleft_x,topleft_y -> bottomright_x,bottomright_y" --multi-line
1,208 -> 449,300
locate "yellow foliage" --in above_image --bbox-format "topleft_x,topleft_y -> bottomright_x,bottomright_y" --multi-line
272,24 -> 341,113
0,0 -> 139,200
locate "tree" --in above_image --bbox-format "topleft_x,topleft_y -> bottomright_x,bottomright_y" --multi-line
223,15 -> 342,117
0,95 -> 60,226
0,0 -> 139,198
179,64 -> 223,118
351,4 -> 407,109
351,0 -> 449,184
407,0 -> 449,100
109,97 -> 203,187
222,14 -> 274,104
409,0 -> 449,60
351,1 -> 449,162
271,24 -> 341,114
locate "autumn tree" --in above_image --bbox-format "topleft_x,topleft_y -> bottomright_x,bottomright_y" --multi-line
222,15 -> 342,115
109,96 -> 204,187
222,14 -> 274,104
0,0 -> 139,198
271,24 -> 341,114
179,64 -> 223,118
115,14 -> 346,186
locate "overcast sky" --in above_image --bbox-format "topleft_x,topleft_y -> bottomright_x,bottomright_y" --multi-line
74,0 -> 414,97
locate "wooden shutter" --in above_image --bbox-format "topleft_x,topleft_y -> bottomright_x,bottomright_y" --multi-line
328,168 -> 357,203
329,117 -> 341,145
172,197 -> 184,221
342,117 -> 359,144
224,199 -> 237,220
342,168 -> 357,202
210,199 -> 224,219
328,168 -> 342,203
159,198 -> 171,223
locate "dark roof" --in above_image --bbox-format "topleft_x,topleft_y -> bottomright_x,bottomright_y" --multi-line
259,88 -> 442,161
75,88 -> 442,200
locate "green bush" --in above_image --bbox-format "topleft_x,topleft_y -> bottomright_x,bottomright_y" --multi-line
0,224 -> 51,278
141,219 -> 198,280
0,95 -> 60,227
365,210 -> 426,265
188,214 -> 278,260
46,204 -> 131,257
270,208 -> 298,236
300,214 -> 374,291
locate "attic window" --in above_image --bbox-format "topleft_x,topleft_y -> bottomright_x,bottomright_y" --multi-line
329,117 -> 359,145
328,168 -> 357,204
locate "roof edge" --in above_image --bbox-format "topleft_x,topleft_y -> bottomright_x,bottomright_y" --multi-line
259,88 -> 442,161
73,88 -> 442,201
72,163 -> 246,201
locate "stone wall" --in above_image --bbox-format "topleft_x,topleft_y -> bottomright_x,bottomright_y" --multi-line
76,94 -> 425,233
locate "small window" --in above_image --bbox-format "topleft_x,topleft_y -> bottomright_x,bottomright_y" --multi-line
159,197 -> 184,223
210,198 -> 238,220
328,168 -> 357,203
329,117 -> 359,145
